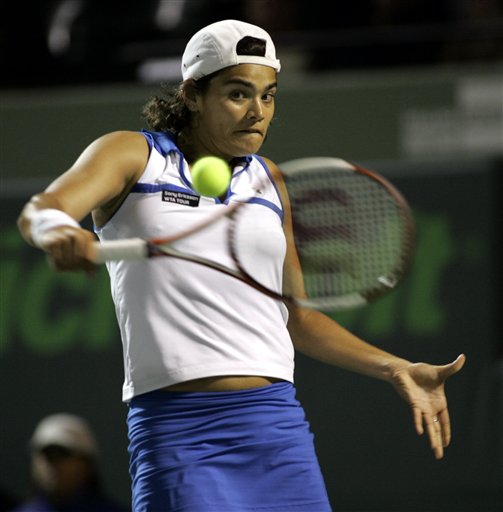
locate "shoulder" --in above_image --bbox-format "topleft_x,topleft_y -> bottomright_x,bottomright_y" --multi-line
255,155 -> 283,182
78,130 -> 150,176
255,155 -> 290,213
90,130 -> 149,153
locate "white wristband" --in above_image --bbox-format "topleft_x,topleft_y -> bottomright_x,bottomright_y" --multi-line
31,208 -> 80,248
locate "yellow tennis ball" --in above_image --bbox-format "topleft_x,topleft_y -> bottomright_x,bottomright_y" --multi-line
191,156 -> 231,197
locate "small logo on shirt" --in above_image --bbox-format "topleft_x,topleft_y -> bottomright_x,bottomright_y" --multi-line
162,190 -> 200,207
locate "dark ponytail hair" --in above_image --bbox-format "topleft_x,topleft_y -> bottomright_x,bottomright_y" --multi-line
141,85 -> 184,134
141,75 -> 212,134
142,36 -> 268,134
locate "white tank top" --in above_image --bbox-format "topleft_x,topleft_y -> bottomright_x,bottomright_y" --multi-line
96,131 -> 295,401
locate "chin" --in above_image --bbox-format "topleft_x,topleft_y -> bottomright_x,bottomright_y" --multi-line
236,142 -> 263,156
229,134 -> 264,156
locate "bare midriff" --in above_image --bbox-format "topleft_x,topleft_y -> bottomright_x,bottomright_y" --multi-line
162,375 -> 283,392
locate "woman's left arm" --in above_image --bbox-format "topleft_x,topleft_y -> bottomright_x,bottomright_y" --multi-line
266,157 -> 466,459
288,306 -> 465,459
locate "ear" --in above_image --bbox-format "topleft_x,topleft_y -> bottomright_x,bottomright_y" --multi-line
181,80 -> 200,112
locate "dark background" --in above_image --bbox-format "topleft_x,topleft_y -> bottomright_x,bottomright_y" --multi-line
1,1 -> 502,510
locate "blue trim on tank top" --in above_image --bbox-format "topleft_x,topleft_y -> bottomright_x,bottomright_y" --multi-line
254,154 -> 284,224
136,130 -> 283,220
141,129 -> 180,157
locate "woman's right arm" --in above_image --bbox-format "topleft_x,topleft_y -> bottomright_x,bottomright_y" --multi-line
17,130 -> 149,272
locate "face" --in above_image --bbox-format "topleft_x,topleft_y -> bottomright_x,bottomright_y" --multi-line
189,64 -> 277,159
32,446 -> 93,501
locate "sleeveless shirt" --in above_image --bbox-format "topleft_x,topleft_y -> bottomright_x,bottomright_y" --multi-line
96,131 -> 295,401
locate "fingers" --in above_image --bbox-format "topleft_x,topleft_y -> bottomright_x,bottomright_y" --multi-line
412,406 -> 424,436
424,413 -> 444,460
41,227 -> 97,273
439,407 -> 452,447
439,354 -> 466,380
413,407 -> 452,459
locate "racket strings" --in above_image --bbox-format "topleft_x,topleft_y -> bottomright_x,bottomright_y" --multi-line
286,168 -> 409,301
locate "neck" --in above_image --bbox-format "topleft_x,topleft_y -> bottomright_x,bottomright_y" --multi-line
177,129 -> 233,165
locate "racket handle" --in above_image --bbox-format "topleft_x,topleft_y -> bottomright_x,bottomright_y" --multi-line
89,238 -> 147,263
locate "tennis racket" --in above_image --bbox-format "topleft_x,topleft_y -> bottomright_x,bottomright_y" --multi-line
88,157 -> 415,311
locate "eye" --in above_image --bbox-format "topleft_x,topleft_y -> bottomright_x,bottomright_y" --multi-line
229,89 -> 247,100
262,92 -> 276,103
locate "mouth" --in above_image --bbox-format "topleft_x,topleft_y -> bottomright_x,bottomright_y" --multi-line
236,128 -> 263,137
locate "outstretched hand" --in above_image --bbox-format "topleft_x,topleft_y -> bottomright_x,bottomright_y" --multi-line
391,354 -> 466,459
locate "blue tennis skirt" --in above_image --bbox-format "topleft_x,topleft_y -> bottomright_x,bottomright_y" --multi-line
127,381 -> 332,512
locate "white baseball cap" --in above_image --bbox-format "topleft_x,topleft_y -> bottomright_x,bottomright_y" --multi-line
182,19 -> 281,81
30,413 -> 98,457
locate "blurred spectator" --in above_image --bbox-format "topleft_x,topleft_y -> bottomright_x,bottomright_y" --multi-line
9,414 -> 127,512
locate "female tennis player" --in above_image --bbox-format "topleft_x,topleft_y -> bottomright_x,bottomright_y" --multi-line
17,19 -> 465,512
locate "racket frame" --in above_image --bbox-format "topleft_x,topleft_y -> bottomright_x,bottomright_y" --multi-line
91,157 -> 415,312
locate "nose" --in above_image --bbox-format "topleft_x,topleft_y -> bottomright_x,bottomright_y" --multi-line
246,97 -> 264,121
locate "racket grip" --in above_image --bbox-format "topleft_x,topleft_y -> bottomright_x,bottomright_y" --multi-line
90,238 -> 147,263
